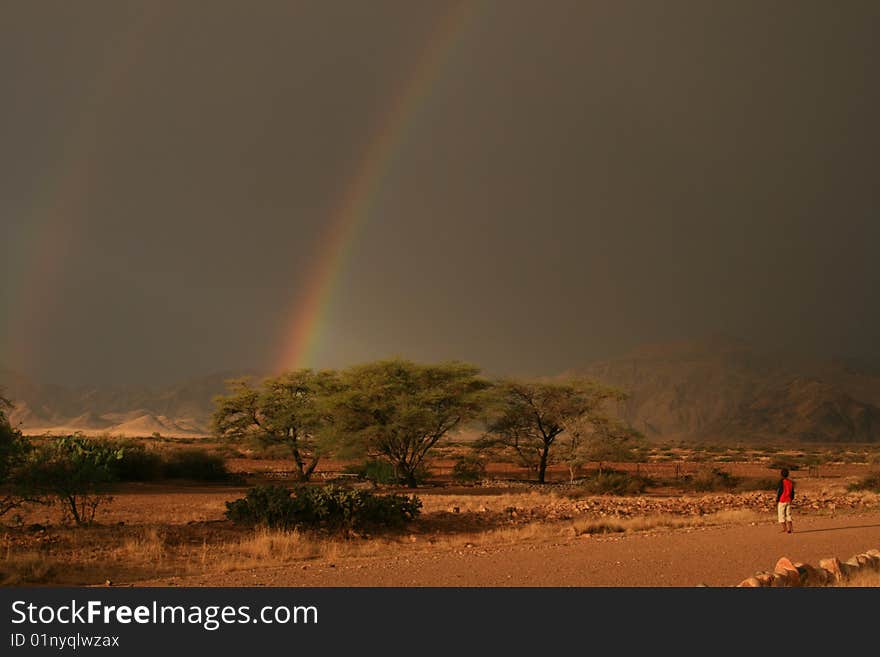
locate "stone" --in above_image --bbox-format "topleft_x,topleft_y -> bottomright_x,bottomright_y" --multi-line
842,558 -> 861,578
796,563 -> 825,586
774,557 -> 801,586
854,554 -> 872,569
775,557 -> 798,574
737,577 -> 762,587
819,558 -> 844,583
770,573 -> 790,587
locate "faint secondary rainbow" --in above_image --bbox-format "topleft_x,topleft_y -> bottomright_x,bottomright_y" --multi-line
2,7 -> 159,372
277,1 -> 482,372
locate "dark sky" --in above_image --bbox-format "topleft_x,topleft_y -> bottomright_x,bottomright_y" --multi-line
2,1 -> 879,386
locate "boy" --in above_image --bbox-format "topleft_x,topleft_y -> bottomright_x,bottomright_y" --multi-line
776,468 -> 795,533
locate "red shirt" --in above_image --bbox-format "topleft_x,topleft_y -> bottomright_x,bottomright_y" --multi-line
778,478 -> 794,503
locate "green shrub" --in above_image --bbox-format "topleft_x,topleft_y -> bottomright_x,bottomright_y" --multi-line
225,485 -> 299,528
225,484 -> 422,530
0,400 -> 34,517
18,435 -> 123,525
342,459 -> 430,486
162,449 -> 230,481
343,459 -> 397,484
110,446 -> 231,482
451,455 -> 487,483
112,443 -> 164,481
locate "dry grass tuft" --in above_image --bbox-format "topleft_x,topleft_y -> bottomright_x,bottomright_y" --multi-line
570,509 -> 762,537
836,571 -> 880,587
120,526 -> 167,563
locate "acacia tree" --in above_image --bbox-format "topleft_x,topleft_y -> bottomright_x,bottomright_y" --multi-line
329,360 -> 490,488
481,378 -> 626,484
562,415 -> 642,480
212,369 -> 339,482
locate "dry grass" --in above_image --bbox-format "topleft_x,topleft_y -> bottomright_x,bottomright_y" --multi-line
204,528 -> 403,573
0,551 -> 57,585
216,528 -> 320,571
570,509 -> 763,537
0,502 -> 773,585
120,526 -> 167,563
835,571 -> 880,587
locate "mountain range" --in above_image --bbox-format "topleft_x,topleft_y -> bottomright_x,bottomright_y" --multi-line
3,337 -> 880,442
577,337 -> 880,442
0,369 -> 253,437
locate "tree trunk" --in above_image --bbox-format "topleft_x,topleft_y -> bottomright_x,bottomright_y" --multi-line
66,494 -> 82,525
303,457 -> 320,481
538,444 -> 550,484
290,443 -> 307,481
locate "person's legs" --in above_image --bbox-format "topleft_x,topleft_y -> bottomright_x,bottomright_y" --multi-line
778,502 -> 787,531
785,504 -> 792,533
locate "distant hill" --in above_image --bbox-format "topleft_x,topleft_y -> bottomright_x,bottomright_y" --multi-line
0,369 -> 259,437
4,338 -> 880,442
575,337 -> 880,443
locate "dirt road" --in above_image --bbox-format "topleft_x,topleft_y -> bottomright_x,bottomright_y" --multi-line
142,511 -> 880,587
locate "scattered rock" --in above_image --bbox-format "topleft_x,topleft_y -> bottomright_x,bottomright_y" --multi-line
737,576 -> 762,587
819,557 -> 844,583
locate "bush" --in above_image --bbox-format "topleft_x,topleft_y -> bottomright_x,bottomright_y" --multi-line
579,470 -> 648,495
112,443 -> 164,481
848,472 -> 880,493
342,459 -> 430,486
111,445 -> 231,482
162,449 -> 231,481
451,455 -> 487,483
225,484 -> 422,530
0,402 -> 35,517
18,435 -> 123,525
225,485 -> 299,528
685,466 -> 738,492
343,459 -> 397,484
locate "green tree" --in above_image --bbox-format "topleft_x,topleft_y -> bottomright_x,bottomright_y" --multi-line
20,434 -> 124,525
0,394 -> 34,517
330,360 -> 490,487
213,369 -> 339,482
481,378 -> 626,484
563,415 -> 642,478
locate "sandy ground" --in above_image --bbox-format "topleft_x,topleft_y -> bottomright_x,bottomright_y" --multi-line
134,510 -> 880,588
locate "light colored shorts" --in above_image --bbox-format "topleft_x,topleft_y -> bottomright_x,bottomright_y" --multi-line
777,502 -> 792,523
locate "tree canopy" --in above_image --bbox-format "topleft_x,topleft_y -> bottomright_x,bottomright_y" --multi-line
328,360 -> 490,487
212,369 -> 340,481
481,378 -> 627,483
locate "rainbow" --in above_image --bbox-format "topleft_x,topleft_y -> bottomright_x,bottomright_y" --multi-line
277,1 -> 482,371
2,7 -> 159,372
